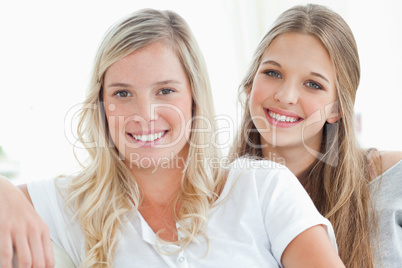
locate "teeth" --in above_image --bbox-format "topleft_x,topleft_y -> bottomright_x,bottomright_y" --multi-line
132,131 -> 165,142
268,110 -> 299,123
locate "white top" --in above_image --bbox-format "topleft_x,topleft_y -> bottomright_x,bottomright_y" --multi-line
27,159 -> 337,267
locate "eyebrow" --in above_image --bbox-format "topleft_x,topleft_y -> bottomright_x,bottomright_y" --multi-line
261,60 -> 329,83
106,82 -> 131,88
153,80 -> 182,86
310,72 -> 329,83
261,60 -> 281,67
106,80 -> 182,88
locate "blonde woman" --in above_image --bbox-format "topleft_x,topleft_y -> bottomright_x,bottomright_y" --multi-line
230,4 -> 402,268
0,8 -> 344,268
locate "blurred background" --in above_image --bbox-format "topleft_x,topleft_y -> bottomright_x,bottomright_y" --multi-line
1,0 -> 401,183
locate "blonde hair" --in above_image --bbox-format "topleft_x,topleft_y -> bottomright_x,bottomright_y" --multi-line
65,9 -> 225,267
230,4 -> 378,268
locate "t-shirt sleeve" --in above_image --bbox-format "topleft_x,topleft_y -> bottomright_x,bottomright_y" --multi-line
370,160 -> 402,266
257,165 -> 337,264
27,178 -> 82,266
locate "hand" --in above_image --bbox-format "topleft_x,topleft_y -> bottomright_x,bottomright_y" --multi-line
0,176 -> 54,268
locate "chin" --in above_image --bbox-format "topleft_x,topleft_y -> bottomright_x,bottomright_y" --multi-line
261,134 -> 303,149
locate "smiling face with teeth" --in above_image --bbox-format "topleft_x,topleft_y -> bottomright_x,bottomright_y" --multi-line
103,41 -> 193,170
249,32 -> 340,152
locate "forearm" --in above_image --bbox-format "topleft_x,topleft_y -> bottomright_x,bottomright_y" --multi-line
0,175 -> 32,204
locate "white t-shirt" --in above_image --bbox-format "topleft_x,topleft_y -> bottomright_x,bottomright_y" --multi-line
27,159 -> 337,267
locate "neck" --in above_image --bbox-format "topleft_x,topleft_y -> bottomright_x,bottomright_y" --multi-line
130,157 -> 187,242
261,137 -> 322,179
129,156 -> 187,207
135,167 -> 183,207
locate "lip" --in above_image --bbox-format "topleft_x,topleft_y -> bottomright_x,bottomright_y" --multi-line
264,108 -> 303,128
267,107 -> 302,118
126,130 -> 168,147
129,129 -> 167,135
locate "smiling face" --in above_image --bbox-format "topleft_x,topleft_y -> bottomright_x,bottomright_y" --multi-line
103,41 -> 192,171
249,32 -> 339,153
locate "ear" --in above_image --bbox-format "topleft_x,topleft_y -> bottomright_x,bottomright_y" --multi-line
326,113 -> 341,124
326,102 -> 342,124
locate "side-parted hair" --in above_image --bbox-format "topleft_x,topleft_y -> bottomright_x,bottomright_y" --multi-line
65,9 -> 225,267
230,4 -> 378,268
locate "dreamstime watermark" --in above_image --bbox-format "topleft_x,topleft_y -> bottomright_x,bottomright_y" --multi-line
128,152 -> 287,173
64,101 -> 340,166
129,152 -> 189,172
64,102 -> 238,150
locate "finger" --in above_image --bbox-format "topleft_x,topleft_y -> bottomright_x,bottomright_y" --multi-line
42,231 -> 54,268
28,231 -> 45,268
0,232 -> 13,268
14,233 -> 32,268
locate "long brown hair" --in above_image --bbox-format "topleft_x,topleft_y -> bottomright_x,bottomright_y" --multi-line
230,4 -> 378,267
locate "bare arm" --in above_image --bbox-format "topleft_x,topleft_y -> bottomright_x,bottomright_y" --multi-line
282,225 -> 345,268
0,176 -> 54,268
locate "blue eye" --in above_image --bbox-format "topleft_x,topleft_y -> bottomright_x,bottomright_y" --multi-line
305,81 -> 323,90
114,90 -> 132,98
264,70 -> 282,78
158,88 -> 174,95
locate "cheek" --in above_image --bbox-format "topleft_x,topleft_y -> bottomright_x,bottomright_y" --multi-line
249,78 -> 273,109
159,97 -> 192,132
249,89 -> 264,118
250,84 -> 262,104
304,101 -> 322,118
303,94 -> 336,116
302,98 -> 336,128
176,96 -> 193,141
104,112 -> 119,149
175,96 -> 193,120
104,104 -> 129,146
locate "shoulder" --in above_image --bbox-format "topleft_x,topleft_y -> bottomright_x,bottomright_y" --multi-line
369,150 -> 402,176
27,176 -> 72,194
378,151 -> 402,171
226,157 -> 300,197
228,157 -> 293,182
27,177 -> 57,195
27,175 -> 74,211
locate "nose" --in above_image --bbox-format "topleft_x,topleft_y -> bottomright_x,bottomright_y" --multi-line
132,95 -> 158,124
274,81 -> 299,105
